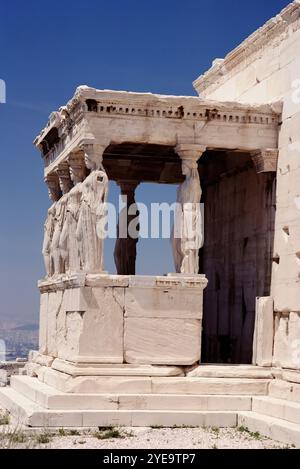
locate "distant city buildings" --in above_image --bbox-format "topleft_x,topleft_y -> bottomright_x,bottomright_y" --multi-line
0,324 -> 38,361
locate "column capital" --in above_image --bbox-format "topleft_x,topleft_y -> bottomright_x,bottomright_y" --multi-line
251,148 -> 279,173
44,173 -> 61,202
175,144 -> 207,162
55,162 -> 73,194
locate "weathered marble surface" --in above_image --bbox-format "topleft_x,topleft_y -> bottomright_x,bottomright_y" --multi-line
37,274 -> 207,368
76,170 -> 108,273
172,150 -> 204,275
252,297 -> 274,367
42,167 -> 109,278
193,1 -> 300,369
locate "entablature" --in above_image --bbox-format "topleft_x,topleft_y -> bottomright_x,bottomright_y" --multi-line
34,86 -> 281,178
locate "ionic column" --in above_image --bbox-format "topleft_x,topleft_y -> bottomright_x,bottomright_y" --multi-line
251,148 -> 279,173
114,181 -> 139,275
173,144 -> 206,275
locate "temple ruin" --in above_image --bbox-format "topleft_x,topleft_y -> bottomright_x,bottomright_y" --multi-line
0,0 -> 300,446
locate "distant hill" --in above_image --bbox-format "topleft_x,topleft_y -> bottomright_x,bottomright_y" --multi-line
12,324 -> 39,332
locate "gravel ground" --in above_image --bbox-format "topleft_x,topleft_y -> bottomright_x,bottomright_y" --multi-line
0,425 -> 294,449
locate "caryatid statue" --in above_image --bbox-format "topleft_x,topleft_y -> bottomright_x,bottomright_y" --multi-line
172,145 -> 206,275
42,174 -> 61,278
51,163 -> 73,276
59,153 -> 86,274
114,181 -> 139,275
76,144 -> 109,273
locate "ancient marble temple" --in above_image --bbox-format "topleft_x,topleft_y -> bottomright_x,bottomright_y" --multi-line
32,87 -> 280,367
0,1 -> 300,445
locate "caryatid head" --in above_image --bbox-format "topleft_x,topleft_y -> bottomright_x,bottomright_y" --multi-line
81,143 -> 107,172
45,174 -> 61,202
181,159 -> 199,179
55,163 -> 73,195
175,144 -> 206,180
68,152 -> 86,185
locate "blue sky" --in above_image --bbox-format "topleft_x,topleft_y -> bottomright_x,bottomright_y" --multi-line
0,0 -> 291,324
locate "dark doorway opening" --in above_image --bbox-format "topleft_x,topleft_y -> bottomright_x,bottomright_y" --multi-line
199,150 -> 276,364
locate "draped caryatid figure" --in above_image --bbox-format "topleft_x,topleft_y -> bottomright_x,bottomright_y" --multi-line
172,146 -> 205,275
42,143 -> 109,278
42,175 -> 61,277
76,146 -> 109,273
51,164 -> 73,276
60,154 -> 86,274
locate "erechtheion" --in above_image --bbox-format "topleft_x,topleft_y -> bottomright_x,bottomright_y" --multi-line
1,0 -> 300,446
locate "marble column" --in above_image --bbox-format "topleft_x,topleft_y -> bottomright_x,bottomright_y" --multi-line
114,181 -> 139,275
172,144 -> 206,275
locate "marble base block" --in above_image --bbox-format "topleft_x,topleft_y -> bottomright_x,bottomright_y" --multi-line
37,274 -> 207,379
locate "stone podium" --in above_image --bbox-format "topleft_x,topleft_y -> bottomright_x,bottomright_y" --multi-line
39,274 -> 206,366
33,273 -> 207,393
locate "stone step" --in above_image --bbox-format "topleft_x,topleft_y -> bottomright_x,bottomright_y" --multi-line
252,396 -> 300,425
187,365 -> 273,379
269,379 -> 300,403
238,411 -> 300,448
0,386 -> 237,428
150,377 -> 270,395
0,387 -> 46,427
10,376 -> 252,411
41,367 -> 270,394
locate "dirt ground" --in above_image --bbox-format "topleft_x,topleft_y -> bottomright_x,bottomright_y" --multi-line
0,423 -> 295,449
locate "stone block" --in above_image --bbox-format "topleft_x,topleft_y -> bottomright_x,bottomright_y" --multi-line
47,290 -> 63,357
63,287 -> 92,312
39,293 -> 48,355
0,370 -> 8,387
273,312 -> 300,369
282,370 -> 300,385
130,410 -> 237,428
238,412 -> 300,448
187,365 -> 273,379
124,318 -> 201,365
41,367 -> 153,394
125,286 -> 202,319
38,273 -> 206,368
252,297 -> 274,367
82,410 -> 132,427
50,359 -> 183,377
151,377 -> 269,395
57,286 -> 124,364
